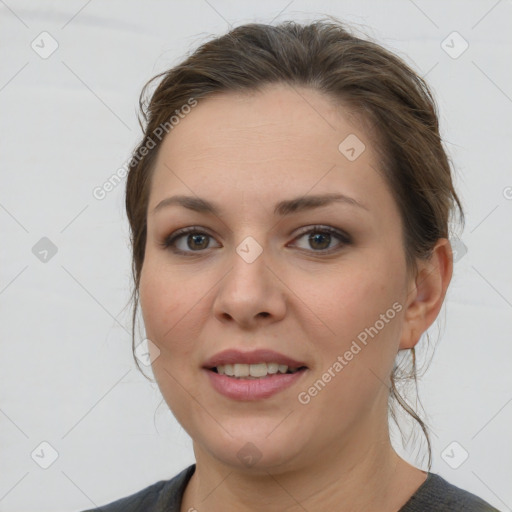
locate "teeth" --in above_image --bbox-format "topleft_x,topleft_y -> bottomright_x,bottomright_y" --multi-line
266,363 -> 279,374
234,363 -> 250,377
214,362 -> 302,378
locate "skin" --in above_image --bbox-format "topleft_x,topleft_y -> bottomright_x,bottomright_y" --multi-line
139,83 -> 453,512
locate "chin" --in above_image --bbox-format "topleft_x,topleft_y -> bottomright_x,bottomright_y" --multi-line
196,431 -> 308,474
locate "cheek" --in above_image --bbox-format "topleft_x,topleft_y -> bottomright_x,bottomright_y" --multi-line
139,254 -> 218,369
305,276 -> 404,418
139,261 -> 209,434
325,269 -> 388,329
139,260 -> 193,352
318,261 -> 404,367
139,266 -> 175,336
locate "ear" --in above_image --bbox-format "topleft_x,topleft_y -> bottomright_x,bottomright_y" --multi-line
399,238 -> 454,351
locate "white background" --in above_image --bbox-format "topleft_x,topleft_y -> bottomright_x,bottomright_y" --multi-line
1,1 -> 511,511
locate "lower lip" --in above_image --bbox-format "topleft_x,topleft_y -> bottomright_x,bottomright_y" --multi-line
204,368 -> 308,401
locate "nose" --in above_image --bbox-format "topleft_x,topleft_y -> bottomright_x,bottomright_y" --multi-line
212,241 -> 287,329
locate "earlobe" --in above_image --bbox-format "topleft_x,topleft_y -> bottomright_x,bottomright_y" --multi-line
398,238 -> 454,351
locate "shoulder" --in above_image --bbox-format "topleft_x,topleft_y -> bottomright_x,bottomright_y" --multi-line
400,472 -> 501,512
77,464 -> 196,512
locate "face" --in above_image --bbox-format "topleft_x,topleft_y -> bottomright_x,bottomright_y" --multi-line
139,84 -> 413,473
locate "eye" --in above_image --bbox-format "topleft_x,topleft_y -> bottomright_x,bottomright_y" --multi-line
161,225 -> 351,256
290,225 -> 351,253
161,226 -> 221,255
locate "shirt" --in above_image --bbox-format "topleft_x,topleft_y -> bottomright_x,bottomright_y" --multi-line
79,464 -> 501,511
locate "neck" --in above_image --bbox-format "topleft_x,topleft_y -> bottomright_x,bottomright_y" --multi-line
180,421 -> 425,512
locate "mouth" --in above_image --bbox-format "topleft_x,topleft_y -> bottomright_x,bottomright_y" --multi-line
204,364 -> 309,401
206,363 -> 308,379
202,348 -> 309,399
203,348 -> 309,374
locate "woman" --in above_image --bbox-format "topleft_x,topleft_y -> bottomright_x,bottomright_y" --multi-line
82,19 -> 500,512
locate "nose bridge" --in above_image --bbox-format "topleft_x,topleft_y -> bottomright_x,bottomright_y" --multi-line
235,234 -> 265,266
227,233 -> 268,291
213,232 -> 286,325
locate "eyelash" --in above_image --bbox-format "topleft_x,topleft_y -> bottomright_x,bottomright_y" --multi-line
160,225 -> 352,256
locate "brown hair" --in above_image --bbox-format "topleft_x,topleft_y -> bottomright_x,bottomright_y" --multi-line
125,18 -> 464,470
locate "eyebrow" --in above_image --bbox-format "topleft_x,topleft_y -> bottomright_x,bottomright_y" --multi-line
152,192 -> 369,217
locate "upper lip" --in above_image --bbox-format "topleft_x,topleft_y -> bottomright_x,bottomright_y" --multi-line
203,349 -> 308,369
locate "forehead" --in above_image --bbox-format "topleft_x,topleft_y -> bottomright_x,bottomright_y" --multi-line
148,84 -> 390,216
